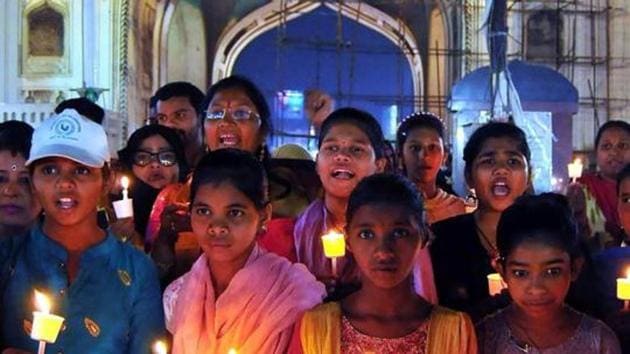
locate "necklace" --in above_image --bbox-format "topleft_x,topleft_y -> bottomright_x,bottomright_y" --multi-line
475,222 -> 499,262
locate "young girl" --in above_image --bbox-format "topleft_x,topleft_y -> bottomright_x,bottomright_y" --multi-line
295,108 -> 436,301
294,107 -> 386,285
289,173 -> 477,353
0,121 -> 40,238
477,193 -> 621,353
567,120 -> 630,249
0,109 -> 164,353
151,76 -> 298,285
431,121 -> 531,317
163,148 -> 325,354
396,112 -> 465,224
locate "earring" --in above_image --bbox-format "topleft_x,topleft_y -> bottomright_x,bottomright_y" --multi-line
258,142 -> 266,162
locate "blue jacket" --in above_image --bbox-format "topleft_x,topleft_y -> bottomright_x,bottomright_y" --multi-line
0,225 -> 165,353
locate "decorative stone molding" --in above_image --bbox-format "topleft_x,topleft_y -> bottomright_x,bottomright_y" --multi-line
21,0 -> 70,77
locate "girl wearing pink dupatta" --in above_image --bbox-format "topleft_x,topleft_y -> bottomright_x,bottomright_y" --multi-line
294,108 -> 437,302
164,149 -> 325,354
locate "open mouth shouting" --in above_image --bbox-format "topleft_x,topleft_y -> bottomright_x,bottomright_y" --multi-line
491,178 -> 511,198
218,132 -> 240,147
57,197 -> 77,210
331,168 -> 356,180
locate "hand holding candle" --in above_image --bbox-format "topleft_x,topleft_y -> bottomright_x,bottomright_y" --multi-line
113,176 -> 134,219
322,230 -> 346,278
31,290 -> 64,354
567,158 -> 583,183
617,268 -> 630,310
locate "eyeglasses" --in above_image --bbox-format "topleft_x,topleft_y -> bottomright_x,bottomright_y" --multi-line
205,107 -> 260,123
132,150 -> 178,167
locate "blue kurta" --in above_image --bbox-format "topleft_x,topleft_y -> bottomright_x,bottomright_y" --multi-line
0,225 -> 165,353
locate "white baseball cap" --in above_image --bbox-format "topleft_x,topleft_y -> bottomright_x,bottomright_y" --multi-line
26,108 -> 111,167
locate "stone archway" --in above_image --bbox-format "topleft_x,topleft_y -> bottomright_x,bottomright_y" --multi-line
213,0 -> 424,107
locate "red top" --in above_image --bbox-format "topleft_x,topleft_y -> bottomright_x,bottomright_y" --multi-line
258,217 -> 297,262
578,173 -> 621,236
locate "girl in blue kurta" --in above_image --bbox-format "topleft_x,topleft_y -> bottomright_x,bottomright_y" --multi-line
0,109 -> 164,353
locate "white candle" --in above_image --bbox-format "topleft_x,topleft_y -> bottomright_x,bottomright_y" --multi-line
153,340 -> 168,354
121,176 -> 130,200
567,158 -> 583,183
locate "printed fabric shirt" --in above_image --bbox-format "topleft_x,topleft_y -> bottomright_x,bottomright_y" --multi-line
0,225 -> 165,354
476,307 -> 621,354
340,315 -> 429,354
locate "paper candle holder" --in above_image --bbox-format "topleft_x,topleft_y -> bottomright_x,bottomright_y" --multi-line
31,311 -> 64,343
321,231 -> 346,258
487,273 -> 506,296
113,198 -> 134,219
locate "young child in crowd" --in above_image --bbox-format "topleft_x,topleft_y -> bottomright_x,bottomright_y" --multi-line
0,121 -> 40,238
289,173 -> 477,353
293,107 -> 386,287
567,120 -> 630,249
396,111 -> 465,224
431,121 -> 531,318
293,107 -> 436,302
477,193 -> 621,353
0,109 -> 164,353
163,149 -> 325,354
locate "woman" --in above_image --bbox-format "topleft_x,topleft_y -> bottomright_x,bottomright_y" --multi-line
151,76 -> 309,285
115,124 -> 188,249
0,121 -> 40,238
567,120 -> 630,249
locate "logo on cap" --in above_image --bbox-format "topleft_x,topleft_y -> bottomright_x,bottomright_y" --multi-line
50,114 -> 82,140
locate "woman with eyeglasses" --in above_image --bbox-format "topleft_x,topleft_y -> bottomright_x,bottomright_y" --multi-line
113,125 -> 188,250
150,76 -> 320,287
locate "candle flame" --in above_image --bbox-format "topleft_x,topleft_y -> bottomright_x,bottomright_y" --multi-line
227,349 -> 238,354
121,176 -> 130,189
573,157 -> 582,165
153,340 -> 167,354
34,290 -> 51,313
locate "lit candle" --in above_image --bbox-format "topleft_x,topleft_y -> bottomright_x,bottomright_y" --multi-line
487,273 -> 506,296
31,290 -> 65,354
567,158 -> 583,183
121,176 -> 130,200
322,230 -> 346,278
227,348 -> 238,354
113,176 -> 134,218
616,268 -> 630,310
153,340 -> 168,354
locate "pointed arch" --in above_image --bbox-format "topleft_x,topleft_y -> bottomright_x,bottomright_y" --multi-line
213,0 -> 424,105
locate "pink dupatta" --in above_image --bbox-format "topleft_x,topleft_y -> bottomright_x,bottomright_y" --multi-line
293,199 -> 438,303
164,244 -> 326,354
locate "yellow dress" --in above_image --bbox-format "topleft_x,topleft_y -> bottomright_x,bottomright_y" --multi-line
295,302 -> 478,354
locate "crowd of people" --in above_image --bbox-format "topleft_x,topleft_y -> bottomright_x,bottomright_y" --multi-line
0,75 -> 629,353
